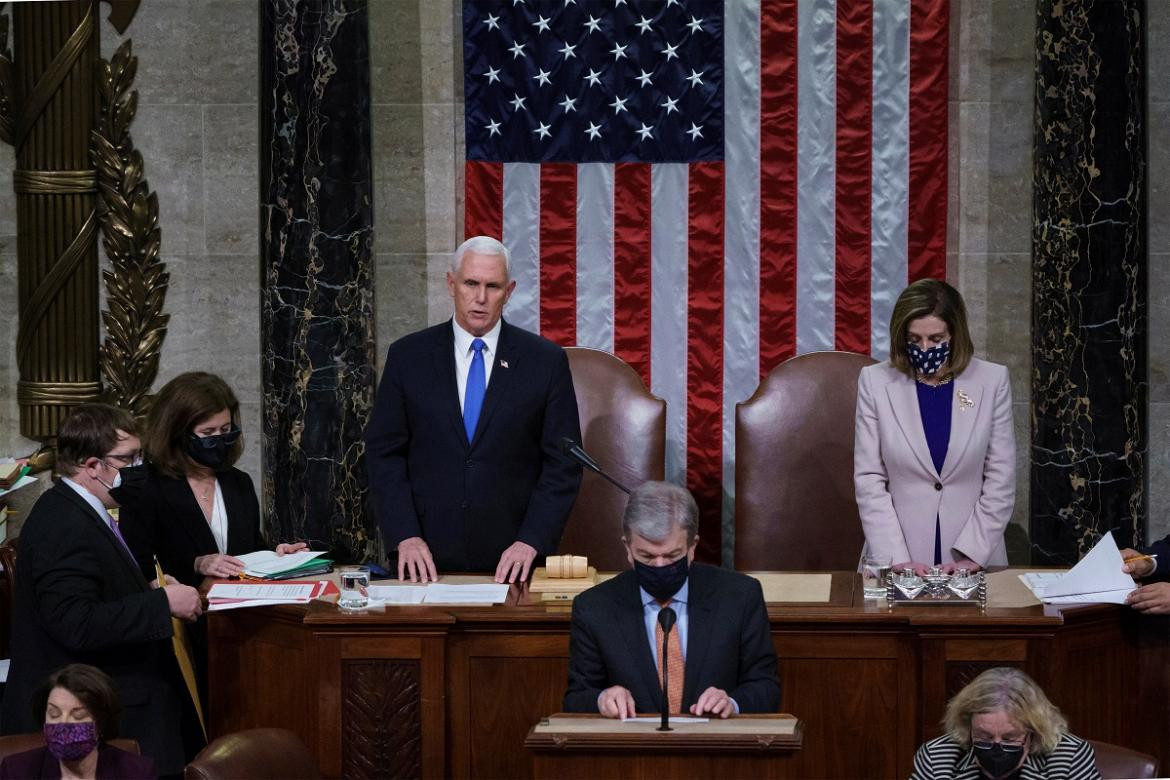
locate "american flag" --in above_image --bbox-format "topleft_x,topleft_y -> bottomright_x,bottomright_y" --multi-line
462,0 -> 949,562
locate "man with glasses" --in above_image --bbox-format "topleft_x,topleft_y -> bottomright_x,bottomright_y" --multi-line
1,404 -> 204,776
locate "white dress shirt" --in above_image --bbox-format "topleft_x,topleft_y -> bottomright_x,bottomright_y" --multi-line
208,480 -> 228,554
453,318 -> 502,412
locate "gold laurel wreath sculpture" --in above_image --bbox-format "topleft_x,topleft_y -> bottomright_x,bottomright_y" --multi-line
92,39 -> 169,417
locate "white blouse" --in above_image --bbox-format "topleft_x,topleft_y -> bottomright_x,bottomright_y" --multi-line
208,480 -> 228,554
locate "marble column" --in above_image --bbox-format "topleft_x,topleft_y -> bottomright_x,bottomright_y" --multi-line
1031,0 -> 1146,564
260,0 -> 378,561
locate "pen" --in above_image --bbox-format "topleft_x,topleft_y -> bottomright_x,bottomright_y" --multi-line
1123,554 -> 1157,564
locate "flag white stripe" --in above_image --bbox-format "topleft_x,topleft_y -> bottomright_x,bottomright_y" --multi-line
576,163 -> 615,351
650,163 -> 689,485
502,162 -> 541,333
722,0 -> 762,553
870,0 -> 911,359
795,0 -> 837,353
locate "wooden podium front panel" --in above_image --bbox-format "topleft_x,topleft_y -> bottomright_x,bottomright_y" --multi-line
448,632 -> 571,779
776,632 -> 914,779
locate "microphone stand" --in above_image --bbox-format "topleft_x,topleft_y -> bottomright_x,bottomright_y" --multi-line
559,437 -> 632,495
657,607 -> 676,732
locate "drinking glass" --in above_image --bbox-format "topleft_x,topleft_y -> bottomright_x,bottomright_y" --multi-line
861,555 -> 892,600
338,565 -> 370,610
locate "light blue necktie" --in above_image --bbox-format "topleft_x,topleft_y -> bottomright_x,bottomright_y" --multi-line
464,338 -> 486,442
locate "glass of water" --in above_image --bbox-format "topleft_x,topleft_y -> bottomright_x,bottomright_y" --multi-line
338,565 -> 370,610
861,554 -> 893,600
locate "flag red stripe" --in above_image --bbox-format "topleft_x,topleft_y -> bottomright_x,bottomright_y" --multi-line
834,0 -> 874,352
538,164 -> 577,346
687,162 -> 725,564
464,161 -> 503,240
758,0 -> 799,376
908,0 -> 949,281
613,163 -> 653,388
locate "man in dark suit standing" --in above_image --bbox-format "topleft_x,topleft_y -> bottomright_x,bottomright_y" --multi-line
365,235 -> 582,583
0,404 -> 203,776
564,482 -> 780,718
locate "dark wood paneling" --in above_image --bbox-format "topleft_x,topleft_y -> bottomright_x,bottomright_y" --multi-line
468,657 -> 569,779
342,660 -> 421,780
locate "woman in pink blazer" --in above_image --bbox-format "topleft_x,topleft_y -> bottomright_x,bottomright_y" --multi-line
854,279 -> 1015,573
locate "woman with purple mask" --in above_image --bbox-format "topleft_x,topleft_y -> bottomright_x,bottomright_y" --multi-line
0,664 -> 157,779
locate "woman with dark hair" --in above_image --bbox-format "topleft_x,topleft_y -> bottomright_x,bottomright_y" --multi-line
0,664 -> 157,779
120,371 -> 305,585
854,279 -> 1016,575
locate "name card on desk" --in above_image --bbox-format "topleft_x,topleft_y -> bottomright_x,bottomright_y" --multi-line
746,572 -> 832,603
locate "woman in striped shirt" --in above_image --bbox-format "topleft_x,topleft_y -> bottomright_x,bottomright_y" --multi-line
911,667 -> 1100,780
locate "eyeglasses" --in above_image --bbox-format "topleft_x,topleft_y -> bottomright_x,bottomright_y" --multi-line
103,452 -> 143,467
972,740 -> 1026,753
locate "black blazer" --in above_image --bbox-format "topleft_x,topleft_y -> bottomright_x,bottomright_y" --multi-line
563,564 -> 781,714
364,319 -> 582,572
1144,536 -> 1170,582
0,481 -> 189,775
120,466 -> 266,587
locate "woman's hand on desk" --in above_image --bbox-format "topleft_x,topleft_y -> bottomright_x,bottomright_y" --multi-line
1127,583 -> 1170,615
893,562 -> 930,576
275,542 -> 308,556
194,553 -> 246,578
942,559 -> 981,574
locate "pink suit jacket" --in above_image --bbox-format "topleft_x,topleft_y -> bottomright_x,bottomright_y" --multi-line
854,357 -> 1016,567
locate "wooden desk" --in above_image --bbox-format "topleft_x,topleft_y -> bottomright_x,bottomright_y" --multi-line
207,573 -> 1170,779
525,713 -> 802,779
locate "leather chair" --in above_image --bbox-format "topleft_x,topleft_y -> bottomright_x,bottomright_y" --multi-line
1089,739 -> 1159,779
184,728 -> 320,780
559,348 -> 665,571
0,733 -> 138,762
735,351 -> 877,571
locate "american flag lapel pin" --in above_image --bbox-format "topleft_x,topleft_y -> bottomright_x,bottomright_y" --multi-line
499,359 -> 509,369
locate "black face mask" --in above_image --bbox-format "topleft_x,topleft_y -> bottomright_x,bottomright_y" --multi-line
633,555 -> 690,602
972,742 -> 1025,780
108,464 -> 150,508
186,427 -> 241,471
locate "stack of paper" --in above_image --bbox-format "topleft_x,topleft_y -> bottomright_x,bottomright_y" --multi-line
1018,531 -> 1137,604
235,550 -> 332,580
207,580 -> 335,611
366,582 -> 510,605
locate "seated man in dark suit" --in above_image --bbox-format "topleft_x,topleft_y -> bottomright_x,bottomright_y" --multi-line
564,481 -> 780,719
0,404 -> 203,776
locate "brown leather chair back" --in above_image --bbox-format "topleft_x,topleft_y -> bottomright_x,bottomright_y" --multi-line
735,351 -> 877,571
0,734 -> 138,762
559,348 -> 666,571
184,728 -> 321,780
1089,739 -> 1159,779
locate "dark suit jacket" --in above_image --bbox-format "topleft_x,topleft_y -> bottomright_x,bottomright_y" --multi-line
0,482 -> 189,775
364,319 -> 582,571
0,744 -> 158,780
119,466 -> 266,587
1144,536 -> 1170,582
564,564 -> 781,714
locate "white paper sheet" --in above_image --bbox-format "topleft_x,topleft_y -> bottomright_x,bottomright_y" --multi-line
367,585 -> 427,604
421,583 -> 509,604
235,549 -> 328,576
207,598 -> 313,612
623,717 -> 709,724
207,583 -> 317,600
0,475 -> 36,498
1017,532 -> 1138,603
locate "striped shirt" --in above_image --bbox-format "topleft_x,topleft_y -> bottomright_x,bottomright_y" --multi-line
910,734 -> 1101,780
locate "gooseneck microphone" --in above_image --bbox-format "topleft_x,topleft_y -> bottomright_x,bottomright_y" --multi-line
657,606 -> 677,732
558,437 -> 632,495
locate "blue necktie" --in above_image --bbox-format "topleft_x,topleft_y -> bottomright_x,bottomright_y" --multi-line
464,338 -> 486,442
